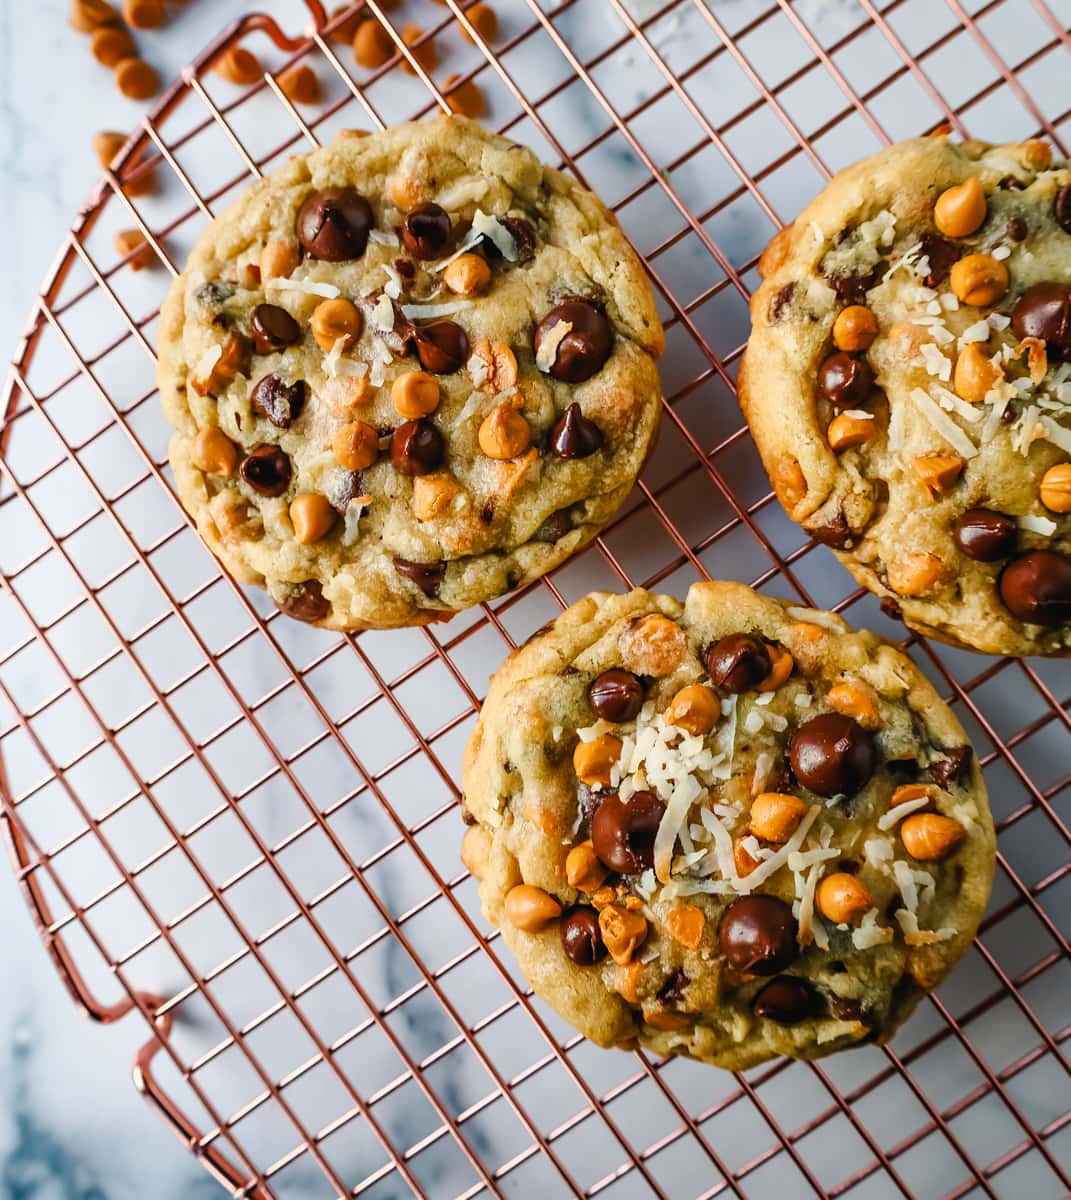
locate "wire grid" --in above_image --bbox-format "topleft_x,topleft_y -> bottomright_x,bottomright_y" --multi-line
1,0 -> 1070,1195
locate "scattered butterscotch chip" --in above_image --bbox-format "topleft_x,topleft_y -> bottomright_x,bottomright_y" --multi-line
115,57 -> 159,100
259,239 -> 299,284
327,3 -> 362,43
400,22 -> 436,74
90,23 -> 136,67
353,18 -> 395,68
913,453 -> 964,497
460,2 -> 498,42
114,228 -> 153,270
442,73 -> 484,120
215,45 -> 263,86
123,0 -> 165,28
1039,463 -> 1071,513
69,0 -> 118,31
93,130 -> 128,169
278,62 -> 321,104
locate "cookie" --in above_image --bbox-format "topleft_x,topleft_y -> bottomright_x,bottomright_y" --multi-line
740,135 -> 1071,657
157,116 -> 663,629
461,583 -> 994,1070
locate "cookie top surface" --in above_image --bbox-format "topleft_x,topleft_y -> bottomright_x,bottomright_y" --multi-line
157,116 -> 663,629
741,136 -> 1071,657
461,583 -> 994,1070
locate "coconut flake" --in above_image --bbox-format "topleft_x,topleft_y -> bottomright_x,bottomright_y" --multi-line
435,177 -> 489,211
864,836 -> 894,869
910,387 -> 978,458
266,277 -> 341,299
1041,416 -> 1071,453
473,209 -> 519,261
892,859 -> 920,913
368,229 -> 399,248
877,794 -> 933,831
653,773 -> 703,882
852,907 -> 894,950
535,320 -> 572,373
401,299 -> 472,319
1019,513 -> 1058,536
735,806 -> 821,893
323,335 -> 350,379
920,342 -> 951,381
382,263 -> 403,300
369,295 -> 396,334
785,606 -> 844,633
193,343 -> 222,381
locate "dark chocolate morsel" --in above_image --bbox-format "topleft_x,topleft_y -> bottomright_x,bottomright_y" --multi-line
880,597 -> 903,621
296,187 -> 372,261
658,968 -> 688,1007
550,403 -> 604,459
1006,216 -> 1028,243
588,669 -> 644,723
1011,282 -> 1071,359
251,374 -> 306,429
818,352 -> 875,410
330,469 -> 364,515
789,712 -> 876,798
810,511 -> 853,549
402,203 -> 452,260
824,266 -> 879,304
999,550 -> 1071,626
591,790 -> 664,874
239,445 -> 292,496
392,557 -> 446,596
534,509 -> 573,542
251,303 -> 301,354
953,508 -> 1017,562
828,995 -> 863,1022
560,907 -> 606,965
917,232 -> 961,288
534,301 -> 613,383
703,634 -> 771,693
414,320 -> 469,373
275,580 -> 329,624
752,975 -> 815,1024
930,745 -> 972,789
719,895 -> 798,976
482,215 -> 536,263
1055,184 -> 1071,234
768,282 -> 796,322
390,419 -> 445,476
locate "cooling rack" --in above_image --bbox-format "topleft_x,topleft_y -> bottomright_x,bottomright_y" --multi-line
1,0 -> 1070,1195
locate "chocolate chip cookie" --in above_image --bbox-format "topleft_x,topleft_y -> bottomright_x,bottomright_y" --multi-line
158,116 -> 663,629
461,583 -> 994,1070
741,136 -> 1071,656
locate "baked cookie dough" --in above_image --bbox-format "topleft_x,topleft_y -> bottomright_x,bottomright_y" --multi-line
741,135 -> 1071,656
461,583 -> 994,1070
158,116 -> 663,629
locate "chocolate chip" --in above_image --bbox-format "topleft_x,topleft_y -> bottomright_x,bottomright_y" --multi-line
1001,403 -> 1018,425
392,557 -> 446,596
275,580 -> 328,623
825,267 -> 879,304
999,550 -> 1071,626
1007,216 -> 1028,243
479,500 -> 495,525
534,301 -> 613,383
251,374 -> 306,429
719,895 -> 798,976
550,403 -> 604,459
296,187 -> 372,261
591,790 -> 664,874
239,445 -> 292,496
703,634 -> 771,693
331,469 -> 364,514
1055,184 -> 1071,234
789,712 -> 876,798
752,975 -> 815,1023
998,175 -> 1027,191
658,968 -> 687,1007
818,352 -> 875,410
1011,283 -> 1071,359
929,745 -> 972,789
588,669 -> 644,722
534,509 -> 573,542
880,597 -> 903,621
394,258 -> 416,283
402,203 -> 452,260
482,216 -> 537,263
953,508 -> 1017,562
768,282 -> 796,323
917,232 -> 961,288
560,907 -> 606,965
195,279 -> 236,315
390,419 -> 445,475
828,995 -> 863,1022
414,320 -> 469,373
811,511 -> 853,549
251,303 -> 301,355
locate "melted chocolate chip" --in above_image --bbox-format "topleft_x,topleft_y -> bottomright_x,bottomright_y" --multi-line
195,280 -> 236,314
402,203 -> 452,260
719,896 -> 798,976
1011,283 -> 1071,359
818,352 -> 875,410
1055,184 -> 1071,234
929,745 -> 972,789
239,445 -> 292,496
392,557 -> 446,596
752,975 -> 815,1024
534,301 -> 613,383
1007,216 -> 1028,243
658,968 -> 688,1007
825,266 -> 879,304
414,320 -> 469,373
591,790 -> 664,874
331,469 -> 364,515
534,509 -> 573,542
560,907 -> 606,965
811,515 -> 854,550
251,303 -> 301,355
998,175 -> 1027,191
588,669 -> 644,722
390,419 -> 445,475
296,187 -> 372,261
550,403 -> 604,459
880,598 -> 904,621
482,216 -> 536,263
275,580 -> 329,623
768,282 -> 796,323
703,634 -> 771,693
828,995 -> 863,1022
999,550 -> 1071,626
251,374 -> 306,429
953,508 -> 1017,562
394,258 -> 416,283
789,712 -> 876,798
917,232 -> 961,288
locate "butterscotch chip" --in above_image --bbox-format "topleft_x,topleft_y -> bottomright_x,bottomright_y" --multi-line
115,57 -> 159,100
93,130 -> 128,169
91,24 -> 135,67
459,2 -> 498,43
327,3 -> 362,43
278,63 -> 321,105
122,0 -> 164,28
114,228 -> 153,270
69,0 -> 118,31
442,73 -> 485,120
400,22 -> 436,74
214,45 -> 263,86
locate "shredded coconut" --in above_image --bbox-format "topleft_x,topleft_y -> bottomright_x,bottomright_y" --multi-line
266,277 -> 341,299
1019,513 -> 1058,536
910,387 -> 978,458
535,320 -> 572,373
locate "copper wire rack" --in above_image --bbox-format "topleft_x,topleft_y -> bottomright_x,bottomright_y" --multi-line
2,0 -> 1070,1195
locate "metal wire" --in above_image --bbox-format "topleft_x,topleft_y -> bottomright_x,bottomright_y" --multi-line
1,1 -> 1070,1197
